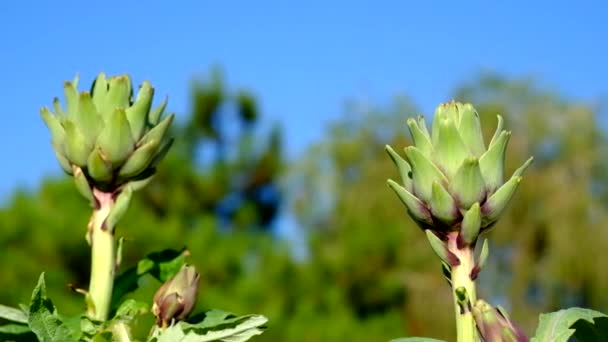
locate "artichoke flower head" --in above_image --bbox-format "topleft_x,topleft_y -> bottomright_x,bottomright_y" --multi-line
40,73 -> 174,203
387,101 -> 532,243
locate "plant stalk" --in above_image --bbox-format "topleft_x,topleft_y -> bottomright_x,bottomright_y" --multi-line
447,232 -> 478,342
87,190 -> 116,321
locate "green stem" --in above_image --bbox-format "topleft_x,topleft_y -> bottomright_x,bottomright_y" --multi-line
448,232 -> 478,342
87,191 -> 116,321
111,322 -> 132,342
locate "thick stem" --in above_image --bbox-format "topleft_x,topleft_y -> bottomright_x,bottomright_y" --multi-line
87,191 -> 116,321
447,232 -> 478,342
111,322 -> 132,342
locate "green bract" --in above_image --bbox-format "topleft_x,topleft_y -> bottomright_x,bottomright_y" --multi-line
40,73 -> 174,196
386,101 -> 532,239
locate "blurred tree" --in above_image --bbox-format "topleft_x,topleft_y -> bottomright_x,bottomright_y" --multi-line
140,67 -> 283,230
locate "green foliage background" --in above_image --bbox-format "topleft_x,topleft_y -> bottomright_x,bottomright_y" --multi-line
1,70 -> 607,341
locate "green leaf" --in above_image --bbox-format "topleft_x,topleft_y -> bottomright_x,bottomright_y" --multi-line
113,299 -> 148,322
0,304 -> 28,324
0,323 -> 36,342
78,316 -> 98,338
111,248 -> 189,309
531,307 -> 608,342
92,331 -> 113,342
0,323 -> 31,334
27,273 -> 77,342
390,338 -> 446,342
149,310 -> 268,342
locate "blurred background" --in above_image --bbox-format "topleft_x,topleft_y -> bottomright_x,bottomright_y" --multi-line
1,1 -> 608,341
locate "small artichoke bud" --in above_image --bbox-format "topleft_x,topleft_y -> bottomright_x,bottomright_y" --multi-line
386,101 -> 533,245
472,299 -> 528,342
152,264 -> 200,327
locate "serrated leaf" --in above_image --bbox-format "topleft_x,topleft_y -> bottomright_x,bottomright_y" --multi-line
28,273 -> 77,342
0,304 -> 28,324
111,248 -> 189,310
150,310 -> 268,342
531,307 -> 608,342
390,338 -> 446,342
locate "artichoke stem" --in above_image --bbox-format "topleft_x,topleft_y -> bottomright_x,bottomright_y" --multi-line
111,322 -> 132,342
447,232 -> 478,342
87,190 -> 116,321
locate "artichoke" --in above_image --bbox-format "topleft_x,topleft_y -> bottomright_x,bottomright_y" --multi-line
472,299 -> 529,342
40,73 -> 174,201
153,264 -> 200,327
386,101 -> 532,244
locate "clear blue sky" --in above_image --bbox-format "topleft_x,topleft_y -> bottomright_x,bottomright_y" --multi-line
1,0 -> 607,199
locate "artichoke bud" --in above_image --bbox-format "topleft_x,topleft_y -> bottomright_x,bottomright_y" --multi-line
387,101 -> 533,244
472,299 -> 529,342
40,73 -> 174,195
152,264 -> 200,327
